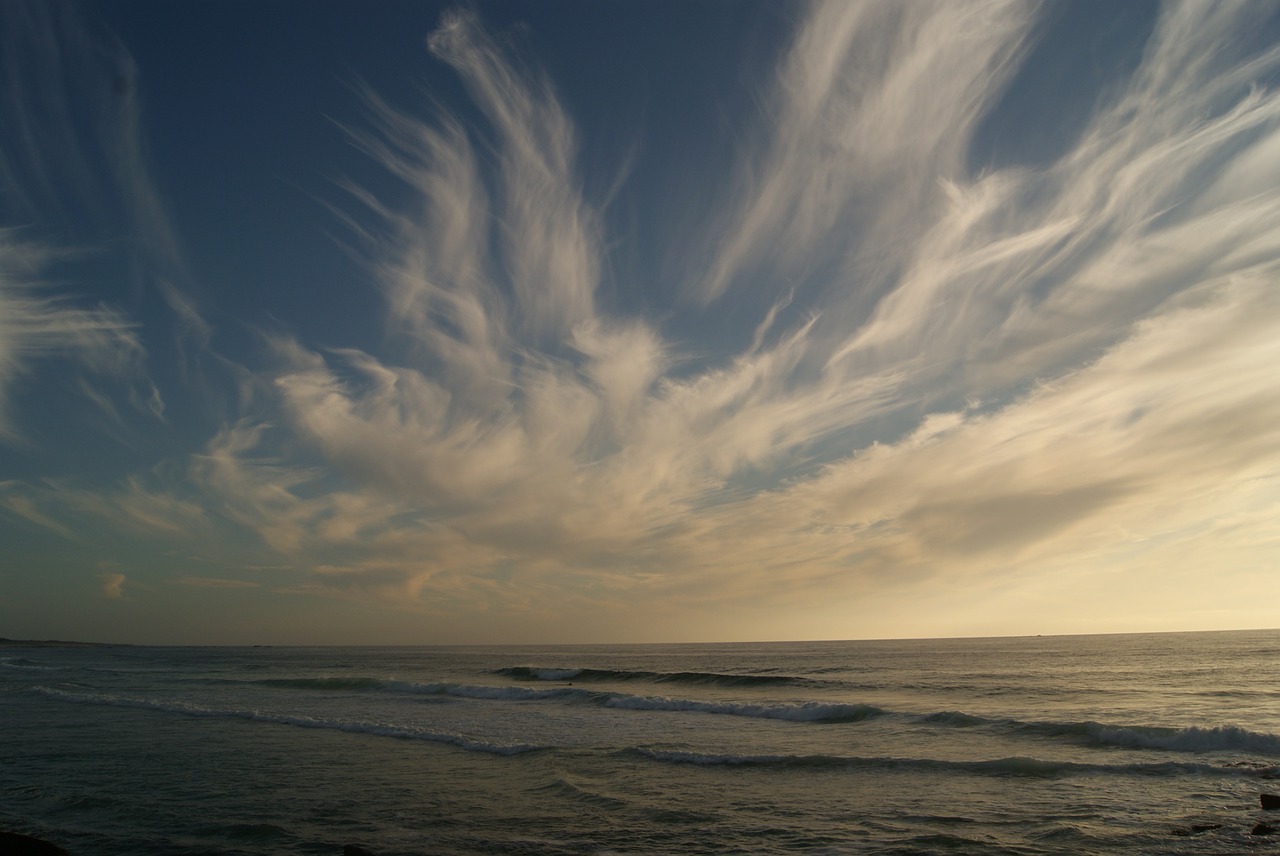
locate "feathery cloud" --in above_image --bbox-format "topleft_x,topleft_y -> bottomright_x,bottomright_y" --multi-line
3,0 -> 1279,641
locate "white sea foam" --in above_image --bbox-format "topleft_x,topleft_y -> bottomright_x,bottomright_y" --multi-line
251,676 -> 592,703
413,682 -> 591,702
384,680 -> 882,724
919,710 -> 1280,757
264,675 -> 880,723
605,695 -> 882,722
237,672 -> 1280,757
528,668 -> 583,681
1084,722 -> 1280,755
253,674 -> 878,724
497,665 -> 820,687
16,631 -> 1280,856
633,748 -> 1236,779
634,748 -> 808,766
0,657 -> 58,671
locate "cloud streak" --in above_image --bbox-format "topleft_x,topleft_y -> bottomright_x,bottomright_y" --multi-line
0,237 -> 143,441
232,1 -> 1280,620
4,0 -> 1280,641
699,0 -> 1035,306
0,0 -> 213,444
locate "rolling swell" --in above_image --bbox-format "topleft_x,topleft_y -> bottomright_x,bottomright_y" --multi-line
255,677 -> 389,691
177,673 -> 881,722
921,710 -> 1280,756
0,657 -> 60,671
38,669 -> 881,725
30,687 -> 538,755
107,670 -> 1280,750
606,695 -> 883,722
418,683 -> 882,723
628,748 -> 1249,779
496,665 -> 827,688
267,678 -> 881,723
233,676 -> 597,702
24,682 -> 1280,771
45,668 -> 1280,755
1043,721 -> 1280,755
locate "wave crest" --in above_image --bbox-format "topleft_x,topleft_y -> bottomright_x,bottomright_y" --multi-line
496,666 -> 820,688
1080,722 -> 1280,755
0,657 -> 58,671
606,695 -> 882,723
918,711 -> 1280,756
630,748 -> 1239,778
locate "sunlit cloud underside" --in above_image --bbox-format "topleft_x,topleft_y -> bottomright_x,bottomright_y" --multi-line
2,0 -> 1279,643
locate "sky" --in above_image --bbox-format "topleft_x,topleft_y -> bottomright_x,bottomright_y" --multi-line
2,0 -> 1279,645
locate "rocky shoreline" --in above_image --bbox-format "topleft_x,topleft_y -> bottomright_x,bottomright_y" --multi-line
0,830 -> 70,855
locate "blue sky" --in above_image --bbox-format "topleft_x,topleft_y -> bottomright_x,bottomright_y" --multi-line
3,0 -> 1279,645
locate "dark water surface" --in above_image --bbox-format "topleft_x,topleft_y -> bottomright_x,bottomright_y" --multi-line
4,630 -> 1280,854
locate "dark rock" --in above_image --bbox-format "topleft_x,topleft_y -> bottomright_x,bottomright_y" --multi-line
1262,793 -> 1280,810
1171,823 -> 1222,836
0,830 -> 70,855
1251,822 -> 1278,836
344,846 -> 378,856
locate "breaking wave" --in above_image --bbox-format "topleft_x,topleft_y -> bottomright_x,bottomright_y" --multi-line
238,676 -> 595,702
605,695 -> 883,723
76,669 -> 1280,754
918,711 -> 1280,756
0,657 -> 60,671
496,666 -> 826,688
228,674 -> 879,722
406,682 -> 880,723
412,682 -> 598,702
627,748 -> 1246,778
1059,722 -> 1280,755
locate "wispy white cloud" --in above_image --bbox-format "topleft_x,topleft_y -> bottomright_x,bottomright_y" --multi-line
319,3 -> 1278,622
0,236 -> 144,441
709,270 -> 1280,577
4,1 -> 1279,639
697,0 -> 1034,305
427,9 -> 600,343
152,1 -> 1280,626
0,0 -> 211,444
0,479 -> 75,539
1,473 -> 211,544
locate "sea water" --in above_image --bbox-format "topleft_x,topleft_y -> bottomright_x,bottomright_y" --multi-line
3,630 -> 1280,854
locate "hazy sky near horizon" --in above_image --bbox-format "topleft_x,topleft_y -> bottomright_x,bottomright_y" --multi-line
2,0 -> 1279,645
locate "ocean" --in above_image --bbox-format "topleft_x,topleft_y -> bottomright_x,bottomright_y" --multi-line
3,629 -> 1280,854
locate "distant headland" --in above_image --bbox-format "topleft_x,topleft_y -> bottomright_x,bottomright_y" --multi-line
0,638 -> 129,648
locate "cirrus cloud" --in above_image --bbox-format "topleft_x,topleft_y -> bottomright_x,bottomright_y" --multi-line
3,0 -> 1279,642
